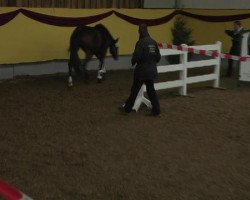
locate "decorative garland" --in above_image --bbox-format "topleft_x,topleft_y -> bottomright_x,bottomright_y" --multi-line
0,9 -> 249,27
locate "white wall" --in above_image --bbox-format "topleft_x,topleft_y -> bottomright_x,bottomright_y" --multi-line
144,0 -> 250,9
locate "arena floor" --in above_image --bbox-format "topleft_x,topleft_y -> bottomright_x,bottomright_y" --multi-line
0,69 -> 249,200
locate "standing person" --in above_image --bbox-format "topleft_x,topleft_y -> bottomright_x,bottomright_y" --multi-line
225,21 -> 245,77
119,24 -> 161,116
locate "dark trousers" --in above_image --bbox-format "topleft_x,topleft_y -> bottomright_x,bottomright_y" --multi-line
227,60 -> 240,77
124,79 -> 160,115
227,49 -> 240,77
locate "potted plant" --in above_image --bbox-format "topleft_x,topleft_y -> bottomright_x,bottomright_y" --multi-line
168,16 -> 195,64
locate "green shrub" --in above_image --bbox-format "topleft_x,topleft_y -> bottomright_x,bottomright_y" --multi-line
168,16 -> 195,64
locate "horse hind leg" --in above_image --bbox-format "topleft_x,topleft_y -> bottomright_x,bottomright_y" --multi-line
68,76 -> 73,87
68,64 -> 73,87
68,49 -> 82,87
80,62 -> 89,83
81,63 -> 89,81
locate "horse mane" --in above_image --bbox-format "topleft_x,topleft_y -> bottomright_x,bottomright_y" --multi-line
95,24 -> 114,42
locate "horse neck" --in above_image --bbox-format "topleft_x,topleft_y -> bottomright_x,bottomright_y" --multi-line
95,24 -> 114,46
103,31 -> 114,47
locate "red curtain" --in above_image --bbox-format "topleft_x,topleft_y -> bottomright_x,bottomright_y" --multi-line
0,0 -> 144,8
0,9 -> 250,27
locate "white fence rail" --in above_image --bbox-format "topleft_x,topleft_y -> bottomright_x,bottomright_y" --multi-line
133,41 -> 222,111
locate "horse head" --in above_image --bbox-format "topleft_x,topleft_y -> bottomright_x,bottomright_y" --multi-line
110,38 -> 119,60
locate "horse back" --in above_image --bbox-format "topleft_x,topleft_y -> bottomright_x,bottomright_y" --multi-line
69,24 -> 110,55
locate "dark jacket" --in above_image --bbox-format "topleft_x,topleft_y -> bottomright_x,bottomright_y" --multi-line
225,28 -> 246,55
132,24 -> 161,80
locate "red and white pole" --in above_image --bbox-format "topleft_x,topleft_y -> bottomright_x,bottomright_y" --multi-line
0,180 -> 32,200
157,43 -> 250,62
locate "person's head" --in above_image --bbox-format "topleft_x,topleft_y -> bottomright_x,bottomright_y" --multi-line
233,21 -> 242,31
139,24 -> 150,39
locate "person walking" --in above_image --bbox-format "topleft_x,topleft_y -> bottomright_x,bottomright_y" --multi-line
225,21 -> 245,77
119,24 -> 161,116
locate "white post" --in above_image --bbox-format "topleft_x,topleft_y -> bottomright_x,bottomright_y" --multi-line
142,95 -> 152,108
213,41 -> 222,88
239,32 -> 250,83
132,84 -> 147,112
179,45 -> 188,95
240,32 -> 249,56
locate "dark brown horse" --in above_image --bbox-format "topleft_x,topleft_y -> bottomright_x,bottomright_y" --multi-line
68,24 -> 119,86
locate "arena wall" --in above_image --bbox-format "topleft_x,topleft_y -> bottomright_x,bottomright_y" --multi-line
0,8 -> 249,64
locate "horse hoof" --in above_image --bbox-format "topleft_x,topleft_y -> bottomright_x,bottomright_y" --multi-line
97,78 -> 102,83
68,76 -> 73,87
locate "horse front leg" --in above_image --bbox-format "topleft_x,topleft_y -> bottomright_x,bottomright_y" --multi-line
97,59 -> 106,83
81,52 -> 92,82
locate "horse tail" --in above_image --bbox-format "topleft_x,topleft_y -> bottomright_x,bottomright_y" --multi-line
68,28 -> 81,73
